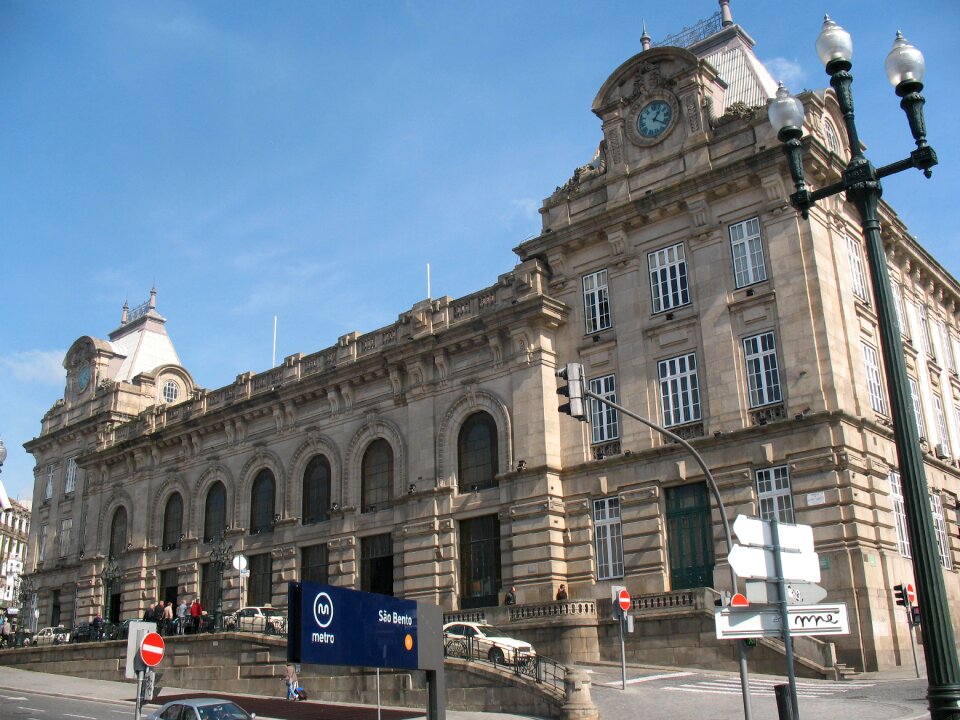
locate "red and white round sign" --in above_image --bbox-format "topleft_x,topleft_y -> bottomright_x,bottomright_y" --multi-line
140,632 -> 165,667
906,583 -> 916,605
617,588 -> 631,612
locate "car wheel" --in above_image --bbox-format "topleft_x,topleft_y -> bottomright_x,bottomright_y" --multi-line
266,623 -> 276,635
488,647 -> 505,664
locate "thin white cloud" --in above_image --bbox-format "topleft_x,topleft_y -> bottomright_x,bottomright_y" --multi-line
0,350 -> 66,385
763,57 -> 806,90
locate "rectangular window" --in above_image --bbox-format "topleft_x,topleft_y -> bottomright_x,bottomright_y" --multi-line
918,304 -> 936,361
38,524 -> 48,562
846,236 -> 868,301
582,269 -> 612,334
892,282 -> 909,338
909,378 -> 926,438
593,497 -> 624,580
361,533 -> 394,597
58,518 -> 72,557
200,562 -> 218,616
65,458 -> 77,495
588,374 -> 619,444
743,332 -> 782,407
940,322 -> 957,373
729,217 -> 766,288
248,553 -> 273,607
658,353 -> 701,427
930,493 -> 952,570
648,243 -> 689,313
301,544 -> 329,585
756,466 -> 795,523
458,515 -> 501,609
44,465 -> 54,502
861,342 -> 886,414
934,394 -> 950,453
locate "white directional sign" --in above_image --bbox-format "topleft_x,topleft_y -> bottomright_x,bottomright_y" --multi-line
745,580 -> 828,606
733,515 -> 814,552
728,544 -> 821,583
714,603 -> 850,639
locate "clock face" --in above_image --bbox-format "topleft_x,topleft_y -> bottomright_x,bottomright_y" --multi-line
637,100 -> 673,139
76,366 -> 90,392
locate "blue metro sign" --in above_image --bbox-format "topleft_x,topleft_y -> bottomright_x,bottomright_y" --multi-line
288,581 -> 419,670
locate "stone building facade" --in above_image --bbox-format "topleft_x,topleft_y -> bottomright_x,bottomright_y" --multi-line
22,8 -> 960,671
0,498 -> 31,620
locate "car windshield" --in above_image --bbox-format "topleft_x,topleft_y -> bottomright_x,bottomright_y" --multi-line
476,624 -> 512,638
197,702 -> 250,719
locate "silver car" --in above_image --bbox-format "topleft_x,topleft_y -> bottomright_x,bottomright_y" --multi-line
31,625 -> 70,646
147,698 -> 256,720
228,606 -> 287,635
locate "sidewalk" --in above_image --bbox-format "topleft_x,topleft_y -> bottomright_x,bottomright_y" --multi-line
0,666 -> 539,720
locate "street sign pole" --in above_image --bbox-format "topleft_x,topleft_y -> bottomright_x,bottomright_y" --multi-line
772,520 -> 800,720
906,602 -> 921,679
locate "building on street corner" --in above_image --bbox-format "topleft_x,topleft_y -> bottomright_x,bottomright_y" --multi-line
21,2 -> 960,672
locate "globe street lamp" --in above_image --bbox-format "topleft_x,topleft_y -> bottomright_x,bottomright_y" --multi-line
16,574 -> 33,647
208,534 -> 234,632
770,16 -> 957,720
100,557 -> 122,629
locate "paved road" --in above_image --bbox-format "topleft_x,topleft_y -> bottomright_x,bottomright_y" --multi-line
581,663 -> 928,720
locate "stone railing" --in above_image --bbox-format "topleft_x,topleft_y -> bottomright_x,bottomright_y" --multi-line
508,599 -> 597,622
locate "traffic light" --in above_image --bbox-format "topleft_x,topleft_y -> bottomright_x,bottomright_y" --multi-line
893,583 -> 907,607
911,606 -> 921,626
557,363 -> 586,421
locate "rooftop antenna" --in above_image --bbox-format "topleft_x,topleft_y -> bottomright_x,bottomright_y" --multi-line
272,315 -> 278,368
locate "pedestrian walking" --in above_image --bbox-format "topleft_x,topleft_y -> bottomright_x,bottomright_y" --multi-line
93,613 -> 104,641
283,663 -> 299,700
177,599 -> 188,634
143,603 -> 155,622
504,587 -> 517,606
190,598 -> 202,634
163,600 -> 174,635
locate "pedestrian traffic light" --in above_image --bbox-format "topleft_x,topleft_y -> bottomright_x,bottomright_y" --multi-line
911,605 -> 921,626
557,363 -> 586,421
893,583 -> 907,606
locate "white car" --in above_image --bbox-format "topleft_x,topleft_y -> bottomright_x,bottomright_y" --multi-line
228,606 -> 287,635
443,621 -> 535,664
31,625 -> 70,646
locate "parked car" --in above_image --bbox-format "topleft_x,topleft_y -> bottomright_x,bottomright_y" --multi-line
227,606 -> 287,635
442,621 -> 535,664
147,698 -> 255,720
71,622 -> 95,643
31,625 -> 70,646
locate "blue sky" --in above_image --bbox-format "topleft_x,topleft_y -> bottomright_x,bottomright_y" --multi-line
2,0 -> 958,503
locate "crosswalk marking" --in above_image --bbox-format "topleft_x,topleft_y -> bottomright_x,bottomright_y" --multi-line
664,677 -> 875,699
600,671 -> 694,687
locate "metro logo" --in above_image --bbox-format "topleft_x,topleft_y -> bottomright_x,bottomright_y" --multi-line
313,591 -> 334,628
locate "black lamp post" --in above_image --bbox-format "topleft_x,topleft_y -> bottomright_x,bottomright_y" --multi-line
100,557 -> 122,627
770,16 -> 958,720
16,574 -> 33,647
209,534 -> 234,632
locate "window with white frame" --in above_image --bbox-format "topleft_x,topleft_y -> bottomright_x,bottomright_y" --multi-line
892,282 -> 909,339
918,304 -> 936,362
582,269 -> 612,334
930,493 -> 952,570
65,458 -> 77,495
44,465 -> 54,501
861,342 -> 886,414
823,119 -> 841,154
743,332 -> 782,407
934,394 -> 950,453
939,322 -> 956,373
37,524 -> 48,562
593,497 -> 624,580
658,352 -> 701,427
846,236 -> 868,301
589,375 -> 619,444
729,217 -> 767,288
909,378 -> 926,438
648,243 -> 689,313
161,380 -> 180,404
888,472 -> 911,558
58,518 -> 72,558
756,466 -> 795,523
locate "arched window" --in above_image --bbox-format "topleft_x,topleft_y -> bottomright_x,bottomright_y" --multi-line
361,439 -> 393,513
109,507 -> 127,558
250,469 -> 276,534
458,412 -> 498,492
162,493 -> 183,549
204,481 -> 226,543
302,455 -> 331,525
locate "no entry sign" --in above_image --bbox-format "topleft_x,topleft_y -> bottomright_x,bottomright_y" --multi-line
139,632 -> 165,667
617,588 -> 631,612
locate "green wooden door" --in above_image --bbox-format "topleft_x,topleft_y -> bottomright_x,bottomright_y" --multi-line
665,483 -> 714,589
